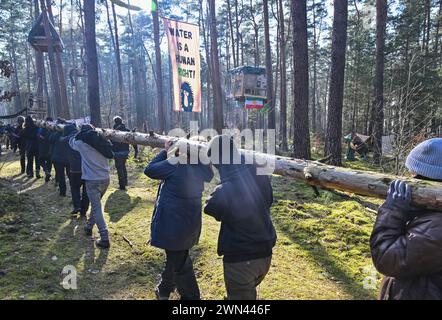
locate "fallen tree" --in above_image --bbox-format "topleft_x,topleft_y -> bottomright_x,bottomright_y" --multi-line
35,119 -> 442,211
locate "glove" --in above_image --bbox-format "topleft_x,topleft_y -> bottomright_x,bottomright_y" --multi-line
384,180 -> 415,217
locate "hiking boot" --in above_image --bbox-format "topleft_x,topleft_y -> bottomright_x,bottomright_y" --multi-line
70,209 -> 81,216
45,175 -> 51,183
36,174 -> 41,179
95,239 -> 110,249
84,226 -> 93,236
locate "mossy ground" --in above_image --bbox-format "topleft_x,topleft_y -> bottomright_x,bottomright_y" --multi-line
0,148 -> 382,300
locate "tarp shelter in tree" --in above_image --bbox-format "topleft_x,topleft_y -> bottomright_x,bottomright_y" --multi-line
27,13 -> 64,53
228,66 -> 267,101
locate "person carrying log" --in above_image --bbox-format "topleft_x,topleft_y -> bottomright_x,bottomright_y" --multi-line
370,138 -> 442,300
69,124 -> 114,249
204,135 -> 277,300
144,137 -> 213,300
21,116 -> 41,179
112,116 -> 130,191
37,117 -> 54,182
61,123 -> 89,217
49,119 -> 71,196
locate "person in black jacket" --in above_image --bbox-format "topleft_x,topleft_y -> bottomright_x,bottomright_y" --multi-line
370,138 -> 442,300
112,116 -> 130,190
204,135 -> 277,300
11,116 -> 27,174
37,117 -> 53,182
49,119 -> 70,196
144,137 -> 214,300
61,123 -> 89,217
21,116 -> 40,178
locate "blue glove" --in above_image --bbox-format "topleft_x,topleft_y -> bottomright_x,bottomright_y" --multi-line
384,180 -> 414,216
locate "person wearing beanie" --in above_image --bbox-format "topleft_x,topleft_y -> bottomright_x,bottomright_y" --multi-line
69,124 -> 112,249
21,116 -> 41,178
370,138 -> 442,300
49,119 -> 70,196
204,135 -> 277,300
37,117 -> 54,182
112,116 -> 130,190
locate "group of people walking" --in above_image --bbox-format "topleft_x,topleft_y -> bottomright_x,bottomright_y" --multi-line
1,115 -> 442,300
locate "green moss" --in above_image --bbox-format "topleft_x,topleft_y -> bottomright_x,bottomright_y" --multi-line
0,150 -> 382,300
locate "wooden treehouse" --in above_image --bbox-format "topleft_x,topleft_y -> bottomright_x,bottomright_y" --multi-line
27,13 -> 64,53
228,66 -> 267,102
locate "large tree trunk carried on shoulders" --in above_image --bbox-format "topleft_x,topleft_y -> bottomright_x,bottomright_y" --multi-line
34,119 -> 442,211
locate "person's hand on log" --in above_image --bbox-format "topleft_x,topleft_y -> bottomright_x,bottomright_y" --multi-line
385,180 -> 416,218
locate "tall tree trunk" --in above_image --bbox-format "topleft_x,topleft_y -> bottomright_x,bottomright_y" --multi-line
84,0 -> 101,126
324,0 -> 348,166
34,0 -> 45,112
291,0 -> 311,159
263,0 -> 275,131
39,0 -> 63,117
152,0 -> 165,133
372,0 -> 387,165
278,0 -> 287,151
46,0 -> 70,119
226,0 -> 237,68
111,2 -> 125,118
208,0 -> 224,132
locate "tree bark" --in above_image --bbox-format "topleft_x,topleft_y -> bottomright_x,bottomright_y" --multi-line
278,0 -> 287,151
152,0 -> 165,133
46,0 -> 70,119
208,0 -> 224,132
263,0 -> 275,130
35,119 -> 442,211
324,0 -> 348,166
291,0 -> 311,159
372,0 -> 387,164
84,0 -> 101,127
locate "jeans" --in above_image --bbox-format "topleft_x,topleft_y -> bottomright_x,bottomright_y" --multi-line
53,162 -> 70,196
85,179 -> 110,241
70,172 -> 89,214
158,250 -> 200,300
114,157 -> 128,188
26,151 -> 40,177
223,255 -> 272,300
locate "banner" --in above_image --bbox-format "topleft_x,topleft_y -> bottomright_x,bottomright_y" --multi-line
163,18 -> 201,113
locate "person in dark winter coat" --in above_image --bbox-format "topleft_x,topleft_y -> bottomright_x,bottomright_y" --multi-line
144,137 -> 214,300
12,116 -> 26,173
204,134 -> 277,300
37,117 -> 54,182
21,116 -> 40,178
370,138 -> 442,300
49,119 -> 71,196
112,116 -> 130,190
61,123 -> 89,217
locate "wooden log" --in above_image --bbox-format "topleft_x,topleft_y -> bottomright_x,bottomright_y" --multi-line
35,120 -> 442,211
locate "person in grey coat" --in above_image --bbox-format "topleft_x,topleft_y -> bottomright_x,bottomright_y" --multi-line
144,138 -> 213,300
69,124 -> 113,249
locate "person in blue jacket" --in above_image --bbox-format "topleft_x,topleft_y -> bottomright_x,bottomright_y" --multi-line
144,137 -> 214,300
49,119 -> 71,196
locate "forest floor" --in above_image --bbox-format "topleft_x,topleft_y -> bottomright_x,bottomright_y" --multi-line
0,147 -> 384,300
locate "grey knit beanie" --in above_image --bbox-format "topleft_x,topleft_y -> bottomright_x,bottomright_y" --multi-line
405,138 -> 442,180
